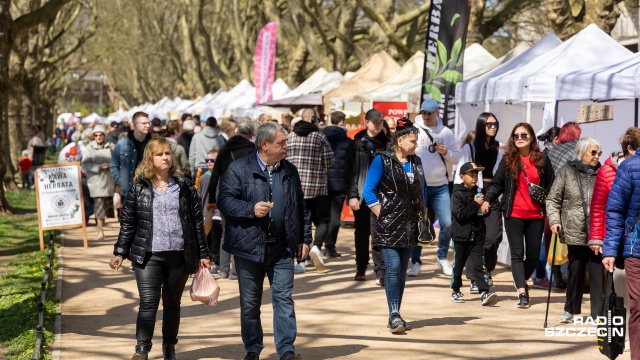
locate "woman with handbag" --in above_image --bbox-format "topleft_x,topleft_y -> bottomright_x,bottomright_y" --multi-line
546,137 -> 603,323
483,123 -> 555,309
109,138 -> 211,360
362,118 -> 427,333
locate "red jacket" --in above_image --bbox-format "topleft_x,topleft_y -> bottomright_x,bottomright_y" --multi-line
589,156 -> 619,244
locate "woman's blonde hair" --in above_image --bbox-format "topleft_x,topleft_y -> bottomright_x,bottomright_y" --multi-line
134,138 -> 180,182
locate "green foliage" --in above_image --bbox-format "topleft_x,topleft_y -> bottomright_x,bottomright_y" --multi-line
4,190 -> 37,214
0,216 -> 59,360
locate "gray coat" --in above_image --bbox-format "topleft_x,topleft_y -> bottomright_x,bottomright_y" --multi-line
82,140 -> 115,198
546,160 -> 600,246
169,140 -> 190,175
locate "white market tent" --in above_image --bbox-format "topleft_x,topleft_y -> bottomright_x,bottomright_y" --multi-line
81,112 -> 102,124
554,52 -> 640,156
285,68 -> 346,97
454,34 -> 563,144
483,24 -> 632,144
200,80 -> 254,119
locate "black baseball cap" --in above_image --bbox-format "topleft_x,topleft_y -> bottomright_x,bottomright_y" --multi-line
459,162 -> 485,175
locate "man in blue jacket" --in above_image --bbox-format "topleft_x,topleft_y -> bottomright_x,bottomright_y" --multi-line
110,111 -> 151,198
603,152 -> 640,358
218,122 -> 311,360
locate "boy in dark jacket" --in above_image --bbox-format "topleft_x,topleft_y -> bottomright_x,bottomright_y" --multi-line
450,162 -> 497,306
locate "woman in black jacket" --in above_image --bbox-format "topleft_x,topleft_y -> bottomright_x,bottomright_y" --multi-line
483,123 -> 554,309
109,138 -> 210,360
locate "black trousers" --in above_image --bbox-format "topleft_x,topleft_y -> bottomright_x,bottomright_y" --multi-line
453,236 -> 490,293
134,251 -> 189,349
465,199 -> 503,278
353,205 -> 384,275
305,195 -> 331,248
207,219 -> 222,265
565,245 -> 604,317
327,192 -> 345,250
504,217 -> 544,290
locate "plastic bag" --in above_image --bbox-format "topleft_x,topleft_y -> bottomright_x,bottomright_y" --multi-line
190,266 -> 220,306
547,233 -> 569,266
113,192 -> 122,210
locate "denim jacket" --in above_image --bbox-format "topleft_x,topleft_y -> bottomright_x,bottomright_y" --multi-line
110,131 -> 150,196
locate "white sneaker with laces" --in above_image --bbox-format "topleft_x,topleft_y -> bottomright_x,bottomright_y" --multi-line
559,311 -> 573,323
407,262 -> 421,277
309,245 -> 325,271
437,259 -> 453,276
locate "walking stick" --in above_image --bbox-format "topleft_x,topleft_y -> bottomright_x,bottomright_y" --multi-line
544,233 -> 558,328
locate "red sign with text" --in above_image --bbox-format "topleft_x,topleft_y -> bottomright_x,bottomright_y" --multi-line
372,101 -> 408,121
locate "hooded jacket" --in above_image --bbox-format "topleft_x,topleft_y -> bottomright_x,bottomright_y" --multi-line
113,174 -> 211,274
207,135 -> 256,204
589,155 -> 621,245
189,126 -> 225,171
346,129 -> 390,205
323,126 -> 353,194
413,115 -> 460,186
546,160 -> 600,246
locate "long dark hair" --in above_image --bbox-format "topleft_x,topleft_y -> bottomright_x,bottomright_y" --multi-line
504,123 -> 544,180
473,112 -> 500,163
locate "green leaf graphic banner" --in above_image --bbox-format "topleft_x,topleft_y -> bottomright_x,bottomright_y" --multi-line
420,0 -> 471,128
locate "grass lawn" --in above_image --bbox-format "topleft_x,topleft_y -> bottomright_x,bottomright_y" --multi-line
0,189 -> 59,360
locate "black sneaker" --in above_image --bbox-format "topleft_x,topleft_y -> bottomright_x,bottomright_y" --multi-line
388,313 -> 405,333
517,292 -> 529,309
481,291 -> 497,306
400,316 -> 412,330
451,291 -> 465,303
324,247 -> 342,258
470,281 -> 479,294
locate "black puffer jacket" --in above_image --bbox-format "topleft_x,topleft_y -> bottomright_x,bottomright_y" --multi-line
451,184 -> 485,242
324,126 -> 353,194
485,154 -> 555,218
218,152 -> 312,262
113,174 -> 210,273
372,152 -> 425,249
346,129 -> 390,205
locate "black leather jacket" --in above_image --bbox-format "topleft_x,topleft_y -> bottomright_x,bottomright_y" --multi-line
485,154 -> 555,218
113,174 -> 210,273
372,152 -> 425,249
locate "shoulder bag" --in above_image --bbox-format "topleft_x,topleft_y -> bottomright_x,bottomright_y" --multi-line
522,165 -> 548,203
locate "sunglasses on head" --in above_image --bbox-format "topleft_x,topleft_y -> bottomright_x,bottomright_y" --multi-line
205,158 -> 216,163
486,122 -> 499,129
512,132 -> 529,140
590,150 -> 603,157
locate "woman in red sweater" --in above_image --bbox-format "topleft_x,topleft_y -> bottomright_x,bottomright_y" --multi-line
483,123 -> 555,309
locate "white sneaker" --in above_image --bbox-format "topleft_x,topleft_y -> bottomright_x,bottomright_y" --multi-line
294,263 -> 306,274
309,245 -> 325,271
407,262 -> 421,277
559,311 -> 573,323
437,259 -> 453,276
304,259 -> 313,267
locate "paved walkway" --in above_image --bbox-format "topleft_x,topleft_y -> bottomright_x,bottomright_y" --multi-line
58,218 -> 629,359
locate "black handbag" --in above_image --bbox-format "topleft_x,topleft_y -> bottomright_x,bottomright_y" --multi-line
522,166 -> 548,203
418,217 -> 436,244
597,272 -> 626,359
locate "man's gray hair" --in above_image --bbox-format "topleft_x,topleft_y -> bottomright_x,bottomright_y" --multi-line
236,118 -> 255,138
574,137 -> 602,160
255,122 -> 287,149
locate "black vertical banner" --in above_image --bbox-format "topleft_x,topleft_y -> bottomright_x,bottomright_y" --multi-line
420,0 -> 472,128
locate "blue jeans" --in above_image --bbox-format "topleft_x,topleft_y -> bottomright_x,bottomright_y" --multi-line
380,247 -> 412,316
234,244 -> 296,357
411,184 -> 452,264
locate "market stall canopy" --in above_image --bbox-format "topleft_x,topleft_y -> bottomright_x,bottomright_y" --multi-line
462,42 -> 531,81
260,92 -> 323,107
323,51 -> 401,112
81,112 -> 102,124
462,43 -> 497,76
286,68 -> 345,97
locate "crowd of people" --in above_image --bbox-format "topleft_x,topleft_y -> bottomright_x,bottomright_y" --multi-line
28,101 -> 640,360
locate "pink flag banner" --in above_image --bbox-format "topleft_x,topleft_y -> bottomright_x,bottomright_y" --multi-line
254,22 -> 278,106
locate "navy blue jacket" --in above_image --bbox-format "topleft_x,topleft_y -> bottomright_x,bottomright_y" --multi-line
604,153 -> 640,259
324,126 -> 353,194
217,152 -> 312,262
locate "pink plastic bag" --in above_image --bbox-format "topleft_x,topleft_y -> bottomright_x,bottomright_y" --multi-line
190,267 -> 220,306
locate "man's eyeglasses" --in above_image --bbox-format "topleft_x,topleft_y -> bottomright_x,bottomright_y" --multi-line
590,150 -> 603,157
205,158 -> 216,163
512,132 -> 529,141
486,122 -> 499,129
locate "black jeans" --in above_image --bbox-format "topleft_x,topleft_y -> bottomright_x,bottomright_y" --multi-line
305,195 -> 331,249
327,192 -> 345,250
565,245 -> 604,317
353,205 -> 384,275
466,199 -> 503,278
453,236 -> 490,293
207,219 -> 222,265
134,251 -> 189,349
504,217 -> 544,290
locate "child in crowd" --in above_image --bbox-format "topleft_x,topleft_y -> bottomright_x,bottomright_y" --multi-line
450,162 -> 497,306
18,150 -> 32,189
197,149 -> 223,277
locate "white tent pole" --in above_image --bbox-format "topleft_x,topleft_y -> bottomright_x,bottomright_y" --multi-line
526,102 -> 531,124
485,101 -> 490,112
454,105 -> 460,139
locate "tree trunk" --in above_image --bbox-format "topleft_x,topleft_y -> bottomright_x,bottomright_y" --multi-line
0,0 -> 14,213
468,0 -> 487,45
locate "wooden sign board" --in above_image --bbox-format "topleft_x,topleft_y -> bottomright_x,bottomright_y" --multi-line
34,162 -> 88,250
577,104 -> 614,124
